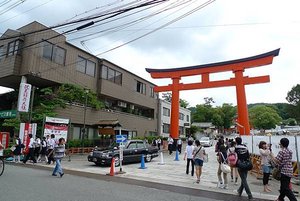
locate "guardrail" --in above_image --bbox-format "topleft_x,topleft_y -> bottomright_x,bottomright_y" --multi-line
67,147 -> 94,154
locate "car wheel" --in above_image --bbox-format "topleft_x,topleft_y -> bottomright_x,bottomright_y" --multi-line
94,162 -> 101,166
145,154 -> 152,162
114,156 -> 120,167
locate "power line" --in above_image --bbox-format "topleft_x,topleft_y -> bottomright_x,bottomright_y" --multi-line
0,0 -> 26,15
0,0 -> 167,41
0,0 -> 56,24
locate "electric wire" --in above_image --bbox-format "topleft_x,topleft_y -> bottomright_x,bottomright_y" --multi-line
0,0 -> 26,15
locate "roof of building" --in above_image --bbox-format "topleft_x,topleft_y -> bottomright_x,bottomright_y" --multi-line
94,119 -> 121,128
146,49 -> 280,73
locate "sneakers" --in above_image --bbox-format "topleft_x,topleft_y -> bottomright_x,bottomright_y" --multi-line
222,184 -> 228,189
60,173 -> 64,178
217,182 -> 223,188
52,173 -> 57,176
234,182 -> 238,186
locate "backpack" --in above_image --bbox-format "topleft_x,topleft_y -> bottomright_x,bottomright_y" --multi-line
228,150 -> 238,167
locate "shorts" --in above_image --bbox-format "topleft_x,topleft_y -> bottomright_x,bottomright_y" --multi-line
194,159 -> 203,167
262,165 -> 272,173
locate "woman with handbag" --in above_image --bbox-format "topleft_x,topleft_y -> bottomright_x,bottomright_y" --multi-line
235,137 -> 253,200
270,138 -> 297,201
193,139 -> 206,184
216,138 -> 229,189
259,141 -> 272,192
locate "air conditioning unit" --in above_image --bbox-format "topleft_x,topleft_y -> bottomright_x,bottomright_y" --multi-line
117,101 -> 127,108
130,105 -> 135,110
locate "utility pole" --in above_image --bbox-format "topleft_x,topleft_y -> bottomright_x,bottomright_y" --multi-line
81,89 -> 88,153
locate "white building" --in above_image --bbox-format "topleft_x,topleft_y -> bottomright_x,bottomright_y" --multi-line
158,99 -> 191,138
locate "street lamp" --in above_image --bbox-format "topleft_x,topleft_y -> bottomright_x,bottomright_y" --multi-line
81,89 -> 89,153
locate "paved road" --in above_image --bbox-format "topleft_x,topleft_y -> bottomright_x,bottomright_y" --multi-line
0,165 -> 259,201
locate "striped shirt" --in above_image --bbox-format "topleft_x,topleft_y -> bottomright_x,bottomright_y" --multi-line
54,144 -> 65,159
276,148 -> 293,178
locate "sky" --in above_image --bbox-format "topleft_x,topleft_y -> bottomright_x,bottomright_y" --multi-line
0,0 -> 299,107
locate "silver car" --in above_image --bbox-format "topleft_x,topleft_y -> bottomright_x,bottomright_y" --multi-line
199,137 -> 213,147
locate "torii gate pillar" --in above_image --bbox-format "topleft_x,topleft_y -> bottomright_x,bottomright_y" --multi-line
146,49 -> 280,139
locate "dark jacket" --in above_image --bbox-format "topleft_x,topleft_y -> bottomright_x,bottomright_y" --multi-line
235,144 -> 250,161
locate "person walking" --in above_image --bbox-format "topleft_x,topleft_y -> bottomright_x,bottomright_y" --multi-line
47,134 -> 56,164
177,137 -> 182,154
270,138 -> 297,201
193,139 -> 206,183
157,138 -> 161,151
51,138 -> 66,177
167,135 -> 174,155
13,135 -> 22,163
228,140 -> 238,185
184,140 -> 195,176
23,134 -> 37,164
259,141 -> 272,192
38,137 -> 48,162
235,137 -> 253,200
216,138 -> 228,189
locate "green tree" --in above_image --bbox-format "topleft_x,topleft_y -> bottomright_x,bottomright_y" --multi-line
286,84 -> 300,122
161,92 -> 189,108
249,105 -> 282,130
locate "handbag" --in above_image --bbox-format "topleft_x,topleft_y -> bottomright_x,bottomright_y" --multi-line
220,152 -> 231,173
237,159 -> 253,170
272,167 -> 281,181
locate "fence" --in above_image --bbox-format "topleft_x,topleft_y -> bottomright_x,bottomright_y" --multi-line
241,135 -> 300,179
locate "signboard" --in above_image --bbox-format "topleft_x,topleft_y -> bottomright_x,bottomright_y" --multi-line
116,135 -> 127,143
0,132 -> 10,156
17,83 -> 32,112
0,110 -> 17,118
44,124 -> 68,141
45,117 -> 69,124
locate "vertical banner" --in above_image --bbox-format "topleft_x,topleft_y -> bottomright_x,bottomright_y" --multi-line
17,83 -> 32,112
19,123 -> 37,150
0,132 -> 10,155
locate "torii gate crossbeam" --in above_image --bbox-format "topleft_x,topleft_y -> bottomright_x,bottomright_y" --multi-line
146,49 -> 280,139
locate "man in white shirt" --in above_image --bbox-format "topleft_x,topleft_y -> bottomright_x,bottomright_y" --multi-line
177,138 -> 183,154
167,136 -> 174,155
47,134 -> 56,164
23,134 -> 37,164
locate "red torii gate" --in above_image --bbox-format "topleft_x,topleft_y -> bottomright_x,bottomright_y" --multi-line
146,49 -> 280,138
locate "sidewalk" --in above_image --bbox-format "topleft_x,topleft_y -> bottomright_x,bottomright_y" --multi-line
27,145 -> 299,201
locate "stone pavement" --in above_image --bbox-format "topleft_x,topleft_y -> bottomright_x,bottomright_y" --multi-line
24,145 -> 299,201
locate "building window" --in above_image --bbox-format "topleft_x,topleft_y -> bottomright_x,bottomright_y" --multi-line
136,80 -> 146,94
0,46 -> 4,60
179,113 -> 184,120
7,40 -> 22,56
163,107 -> 170,117
150,87 -> 155,98
163,123 -> 170,133
76,56 -> 96,77
186,115 -> 190,122
101,65 -> 122,85
42,41 -> 66,65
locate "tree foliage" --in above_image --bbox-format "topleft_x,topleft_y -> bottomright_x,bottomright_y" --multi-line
286,84 -> 300,122
161,92 -> 190,108
2,84 -> 104,134
249,105 -> 282,130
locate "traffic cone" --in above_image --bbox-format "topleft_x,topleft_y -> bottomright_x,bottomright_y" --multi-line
174,150 -> 179,161
158,152 -> 165,165
139,154 -> 147,169
109,157 -> 115,176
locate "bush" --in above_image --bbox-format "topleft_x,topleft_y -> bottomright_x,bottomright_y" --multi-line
3,148 -> 12,157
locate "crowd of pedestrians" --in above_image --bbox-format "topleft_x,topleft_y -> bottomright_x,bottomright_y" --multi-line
11,134 -> 66,178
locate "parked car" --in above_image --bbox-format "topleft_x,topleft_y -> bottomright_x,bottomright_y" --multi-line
199,137 -> 213,147
88,140 -> 159,166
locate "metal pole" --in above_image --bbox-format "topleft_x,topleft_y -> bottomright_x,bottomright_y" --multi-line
119,127 -> 122,172
29,86 -> 35,123
82,90 -> 88,154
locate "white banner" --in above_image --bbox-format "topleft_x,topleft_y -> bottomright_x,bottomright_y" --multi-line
45,117 -> 69,124
44,124 -> 68,141
271,136 -> 297,161
17,83 -> 32,112
252,136 -> 270,155
241,136 -> 253,153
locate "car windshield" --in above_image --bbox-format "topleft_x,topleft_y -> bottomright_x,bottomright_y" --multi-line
200,137 -> 209,141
